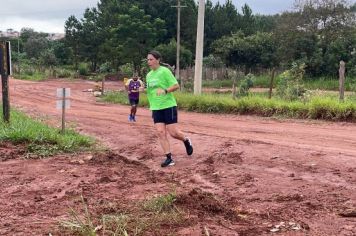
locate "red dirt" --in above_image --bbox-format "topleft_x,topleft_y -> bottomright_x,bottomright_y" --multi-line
1,78 -> 356,235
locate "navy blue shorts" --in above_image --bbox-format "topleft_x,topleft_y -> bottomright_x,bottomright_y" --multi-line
129,98 -> 139,106
152,106 -> 178,124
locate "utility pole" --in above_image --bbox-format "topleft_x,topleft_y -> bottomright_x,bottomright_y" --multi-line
194,0 -> 205,95
17,32 -> 20,75
171,0 -> 186,90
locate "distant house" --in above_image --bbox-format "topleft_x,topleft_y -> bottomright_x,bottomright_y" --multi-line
47,33 -> 65,41
0,29 -> 20,38
0,30 -> 64,40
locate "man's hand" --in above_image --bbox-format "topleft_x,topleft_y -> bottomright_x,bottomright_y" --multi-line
156,88 -> 166,96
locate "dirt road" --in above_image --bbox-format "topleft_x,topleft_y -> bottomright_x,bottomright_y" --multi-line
1,78 -> 355,235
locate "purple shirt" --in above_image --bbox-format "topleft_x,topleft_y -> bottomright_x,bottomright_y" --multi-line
126,79 -> 143,100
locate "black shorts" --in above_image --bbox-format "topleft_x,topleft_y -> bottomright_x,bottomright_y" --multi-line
129,98 -> 139,106
152,106 -> 178,124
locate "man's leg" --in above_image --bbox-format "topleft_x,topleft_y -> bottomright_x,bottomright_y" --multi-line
155,123 -> 174,167
131,105 -> 137,121
167,124 -> 193,156
155,123 -> 170,154
166,124 -> 185,141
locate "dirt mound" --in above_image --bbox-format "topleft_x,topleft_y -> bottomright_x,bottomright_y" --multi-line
0,142 -> 26,161
176,188 -> 241,221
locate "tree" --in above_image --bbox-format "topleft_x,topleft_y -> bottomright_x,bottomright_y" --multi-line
39,49 -> 57,74
65,16 -> 82,69
254,14 -> 279,33
52,39 -> 72,65
20,28 -> 48,44
155,39 -> 193,69
240,4 -> 255,35
294,0 -> 355,41
213,31 -> 278,73
274,0 -> 356,76
111,6 -> 166,72
24,37 -> 49,59
80,8 -> 103,71
138,0 -> 198,52
205,0 -> 239,54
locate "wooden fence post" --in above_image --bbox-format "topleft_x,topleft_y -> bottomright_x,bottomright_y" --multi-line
0,42 -> 10,123
269,68 -> 276,99
339,60 -> 345,102
101,75 -> 105,95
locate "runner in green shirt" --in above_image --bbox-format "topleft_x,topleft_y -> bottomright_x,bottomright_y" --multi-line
146,51 -> 193,167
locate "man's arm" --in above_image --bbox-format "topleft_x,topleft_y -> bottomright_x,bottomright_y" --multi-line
138,79 -> 145,92
125,79 -> 131,93
157,83 -> 179,96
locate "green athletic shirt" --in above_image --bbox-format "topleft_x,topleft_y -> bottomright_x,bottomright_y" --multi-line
146,66 -> 178,110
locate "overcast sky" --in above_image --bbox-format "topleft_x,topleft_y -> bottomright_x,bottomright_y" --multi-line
0,0 -> 301,33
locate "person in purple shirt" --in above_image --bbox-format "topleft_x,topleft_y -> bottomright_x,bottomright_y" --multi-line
125,76 -> 144,122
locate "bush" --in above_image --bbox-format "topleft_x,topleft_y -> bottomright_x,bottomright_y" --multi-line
119,63 -> 134,77
99,62 -> 113,73
78,63 -> 89,76
237,74 -> 254,97
57,68 -> 73,78
277,62 -> 307,100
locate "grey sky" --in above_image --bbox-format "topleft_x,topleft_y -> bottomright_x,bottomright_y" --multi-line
213,0 -> 295,14
0,0 -> 98,33
0,0 -> 303,33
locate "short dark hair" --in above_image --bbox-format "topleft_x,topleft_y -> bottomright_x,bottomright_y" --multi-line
148,50 -> 161,60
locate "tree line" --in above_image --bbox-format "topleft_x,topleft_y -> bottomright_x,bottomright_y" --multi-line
2,0 -> 356,78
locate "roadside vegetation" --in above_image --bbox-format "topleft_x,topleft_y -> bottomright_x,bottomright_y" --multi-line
102,89 -> 356,122
2,0 -> 355,125
0,108 -> 95,157
60,193 -> 183,236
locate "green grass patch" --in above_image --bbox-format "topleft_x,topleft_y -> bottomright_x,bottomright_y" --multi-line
0,108 -> 94,157
202,75 -> 276,89
211,74 -> 356,91
203,79 -> 233,88
142,192 -> 177,213
102,91 -> 356,122
14,71 -> 47,81
251,75 -> 274,88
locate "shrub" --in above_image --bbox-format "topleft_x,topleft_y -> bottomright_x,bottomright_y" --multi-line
78,63 -> 89,76
237,73 -> 254,97
277,62 -> 307,100
57,68 -> 73,78
120,63 -> 134,77
99,62 -> 113,73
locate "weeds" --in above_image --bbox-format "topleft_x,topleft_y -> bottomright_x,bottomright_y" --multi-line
60,196 -> 98,236
0,109 -> 94,157
142,192 -> 177,213
60,192 -> 183,236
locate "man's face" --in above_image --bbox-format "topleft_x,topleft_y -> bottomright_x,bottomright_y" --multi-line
147,54 -> 159,69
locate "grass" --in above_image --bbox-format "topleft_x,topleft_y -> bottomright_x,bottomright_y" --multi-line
60,192 -> 183,236
60,197 -> 97,236
0,108 -> 94,157
203,79 -> 234,88
14,71 -> 47,81
202,75 -> 274,88
201,75 -> 356,92
102,90 -> 356,122
142,192 -> 177,213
